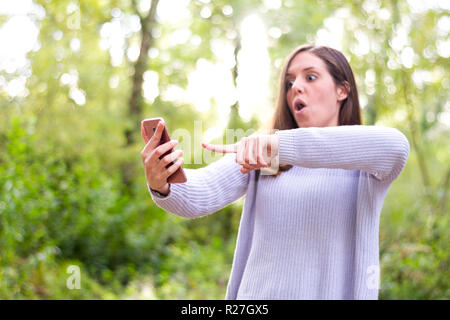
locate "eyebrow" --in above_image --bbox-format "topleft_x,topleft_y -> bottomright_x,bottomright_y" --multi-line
286,66 -> 317,77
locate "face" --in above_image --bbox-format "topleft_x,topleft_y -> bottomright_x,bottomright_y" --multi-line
285,51 -> 348,128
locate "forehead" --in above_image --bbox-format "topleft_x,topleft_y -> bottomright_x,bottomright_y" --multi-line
286,51 -> 327,75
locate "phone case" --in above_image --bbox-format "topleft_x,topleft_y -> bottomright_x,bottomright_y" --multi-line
141,118 -> 187,183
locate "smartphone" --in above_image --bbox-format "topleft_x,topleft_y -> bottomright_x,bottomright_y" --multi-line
141,117 -> 187,184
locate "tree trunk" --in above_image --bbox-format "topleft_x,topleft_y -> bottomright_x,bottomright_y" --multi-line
223,34 -> 242,239
125,0 -> 159,146
121,0 -> 159,191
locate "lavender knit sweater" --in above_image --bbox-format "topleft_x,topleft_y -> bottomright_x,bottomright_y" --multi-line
148,125 -> 410,300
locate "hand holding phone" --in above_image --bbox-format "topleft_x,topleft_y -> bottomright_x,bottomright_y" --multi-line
140,118 -> 187,194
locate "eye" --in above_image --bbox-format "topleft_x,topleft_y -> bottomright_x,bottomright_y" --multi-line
307,74 -> 317,81
285,80 -> 294,90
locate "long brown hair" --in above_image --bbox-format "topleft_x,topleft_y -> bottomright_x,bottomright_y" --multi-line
266,44 -> 362,174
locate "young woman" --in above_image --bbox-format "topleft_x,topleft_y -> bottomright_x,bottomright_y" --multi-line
140,45 -> 410,300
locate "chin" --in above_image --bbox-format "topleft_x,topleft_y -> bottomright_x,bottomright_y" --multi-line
296,118 -> 337,128
296,121 -> 312,128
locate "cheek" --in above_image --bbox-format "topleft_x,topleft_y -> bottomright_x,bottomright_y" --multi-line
313,82 -> 337,107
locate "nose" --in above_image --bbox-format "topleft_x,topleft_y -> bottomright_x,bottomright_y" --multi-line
292,78 -> 305,93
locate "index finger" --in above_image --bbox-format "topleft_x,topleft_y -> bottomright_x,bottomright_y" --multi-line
202,142 -> 238,153
142,121 -> 164,153
148,121 -> 164,148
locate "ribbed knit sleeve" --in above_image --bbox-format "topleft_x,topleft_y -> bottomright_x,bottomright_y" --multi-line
275,125 -> 410,182
148,153 -> 249,218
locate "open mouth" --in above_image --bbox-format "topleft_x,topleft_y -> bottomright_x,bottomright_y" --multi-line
293,98 -> 307,112
296,102 -> 306,111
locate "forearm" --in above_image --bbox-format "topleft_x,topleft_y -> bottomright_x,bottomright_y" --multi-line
275,125 -> 410,182
149,153 -> 249,218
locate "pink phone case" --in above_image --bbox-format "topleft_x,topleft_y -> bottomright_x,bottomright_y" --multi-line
141,117 -> 187,183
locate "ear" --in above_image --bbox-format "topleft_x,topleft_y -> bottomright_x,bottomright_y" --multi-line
336,81 -> 350,102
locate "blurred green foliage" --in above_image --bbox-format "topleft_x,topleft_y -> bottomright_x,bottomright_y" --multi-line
0,0 -> 448,299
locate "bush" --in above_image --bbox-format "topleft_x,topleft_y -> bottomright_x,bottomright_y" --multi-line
0,116 -> 182,298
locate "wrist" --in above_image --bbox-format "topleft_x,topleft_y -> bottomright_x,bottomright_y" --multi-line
152,184 -> 170,196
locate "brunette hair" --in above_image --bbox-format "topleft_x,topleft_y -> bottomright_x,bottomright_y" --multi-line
266,44 -> 362,174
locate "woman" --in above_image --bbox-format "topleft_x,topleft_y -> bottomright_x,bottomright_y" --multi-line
140,44 -> 410,299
